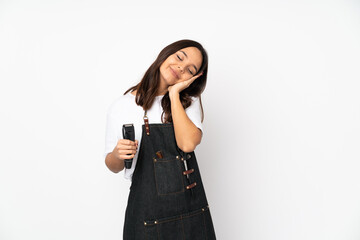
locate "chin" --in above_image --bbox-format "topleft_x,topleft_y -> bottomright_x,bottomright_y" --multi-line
169,79 -> 178,86
161,74 -> 175,85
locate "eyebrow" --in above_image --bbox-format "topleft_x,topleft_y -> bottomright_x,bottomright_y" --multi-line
180,50 -> 198,73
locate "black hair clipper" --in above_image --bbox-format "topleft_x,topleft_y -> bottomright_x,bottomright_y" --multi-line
122,123 -> 135,169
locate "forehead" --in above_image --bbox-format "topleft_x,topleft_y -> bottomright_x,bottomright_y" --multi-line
178,47 -> 203,67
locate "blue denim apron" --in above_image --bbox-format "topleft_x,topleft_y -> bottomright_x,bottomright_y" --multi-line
123,111 -> 217,239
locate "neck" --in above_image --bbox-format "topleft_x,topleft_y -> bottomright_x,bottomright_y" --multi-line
157,76 -> 169,96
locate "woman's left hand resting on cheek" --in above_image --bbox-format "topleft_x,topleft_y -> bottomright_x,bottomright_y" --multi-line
168,72 -> 203,97
167,71 -> 203,152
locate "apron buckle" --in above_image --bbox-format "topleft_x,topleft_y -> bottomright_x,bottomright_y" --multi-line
183,168 -> 194,175
143,110 -> 150,135
186,182 -> 197,190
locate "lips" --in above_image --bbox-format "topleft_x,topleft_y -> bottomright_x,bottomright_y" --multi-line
170,67 -> 179,79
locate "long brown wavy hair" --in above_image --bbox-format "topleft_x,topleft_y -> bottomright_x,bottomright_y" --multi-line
124,39 -> 208,123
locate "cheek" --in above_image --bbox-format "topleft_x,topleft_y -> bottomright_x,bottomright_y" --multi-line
166,57 -> 177,66
161,61 -> 171,72
160,64 -> 169,76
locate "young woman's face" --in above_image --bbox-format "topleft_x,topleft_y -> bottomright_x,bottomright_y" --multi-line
159,46 -> 203,86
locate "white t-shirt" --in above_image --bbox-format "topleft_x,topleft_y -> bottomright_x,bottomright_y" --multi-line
103,91 -> 203,181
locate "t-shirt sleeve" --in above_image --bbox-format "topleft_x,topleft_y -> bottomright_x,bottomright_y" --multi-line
103,102 -> 119,159
185,96 -> 203,136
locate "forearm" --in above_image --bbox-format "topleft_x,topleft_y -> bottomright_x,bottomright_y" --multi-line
170,92 -> 202,153
105,151 -> 125,173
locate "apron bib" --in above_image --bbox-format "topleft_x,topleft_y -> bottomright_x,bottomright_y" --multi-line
123,111 -> 216,240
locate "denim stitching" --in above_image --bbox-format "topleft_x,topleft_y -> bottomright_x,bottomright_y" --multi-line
181,215 -> 185,240
144,206 -> 209,226
145,211 -> 202,226
154,158 -> 178,162
156,224 -> 160,239
143,222 -> 149,240
152,159 -> 161,196
203,210 -> 208,240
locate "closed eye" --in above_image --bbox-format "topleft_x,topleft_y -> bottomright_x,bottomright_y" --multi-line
177,54 -> 194,75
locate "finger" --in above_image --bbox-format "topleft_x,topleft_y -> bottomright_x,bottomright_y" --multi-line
118,149 -> 137,155
118,148 -> 137,155
120,153 -> 136,159
121,139 -> 136,145
118,144 -> 137,150
184,76 -> 197,85
188,72 -> 203,82
194,72 -> 203,79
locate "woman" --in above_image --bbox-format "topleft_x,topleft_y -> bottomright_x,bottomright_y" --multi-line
104,39 -> 216,239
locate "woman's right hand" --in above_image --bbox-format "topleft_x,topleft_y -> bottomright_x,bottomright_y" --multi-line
112,139 -> 139,161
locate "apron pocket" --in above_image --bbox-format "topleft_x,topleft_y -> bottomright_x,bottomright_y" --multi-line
144,206 -> 209,240
153,156 -> 184,195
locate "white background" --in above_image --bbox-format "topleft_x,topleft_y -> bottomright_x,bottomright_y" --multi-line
1,0 -> 360,239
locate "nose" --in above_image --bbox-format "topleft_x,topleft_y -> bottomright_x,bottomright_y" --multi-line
177,65 -> 184,73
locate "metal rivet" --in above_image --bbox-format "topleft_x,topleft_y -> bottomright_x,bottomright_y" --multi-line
202,208 -> 205,211
154,220 -> 158,224
181,157 -> 184,161
144,222 -> 147,225
186,186 -> 189,189
176,155 -> 179,159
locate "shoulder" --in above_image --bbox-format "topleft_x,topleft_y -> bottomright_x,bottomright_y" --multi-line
106,92 -> 134,116
185,95 -> 202,113
190,95 -> 200,102
188,95 -> 201,108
